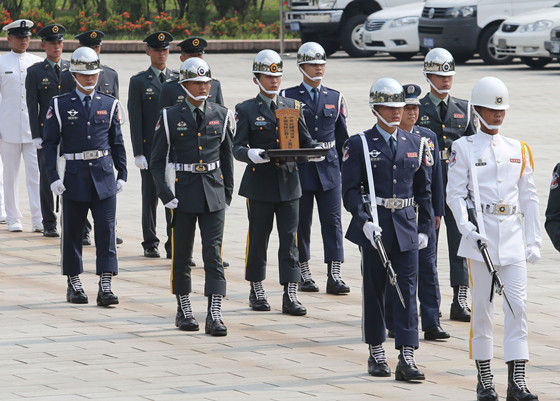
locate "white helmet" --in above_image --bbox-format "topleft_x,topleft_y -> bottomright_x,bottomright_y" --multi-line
179,58 -> 212,83
423,47 -> 455,77
471,76 -> 509,110
297,42 -> 326,65
369,77 -> 406,108
252,49 -> 283,77
69,47 -> 100,75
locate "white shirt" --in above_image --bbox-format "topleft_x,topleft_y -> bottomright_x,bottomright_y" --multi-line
0,50 -> 42,143
446,129 -> 541,265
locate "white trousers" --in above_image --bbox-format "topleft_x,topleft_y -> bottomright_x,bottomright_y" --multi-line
0,141 -> 41,225
469,259 -> 529,362
0,143 -> 5,218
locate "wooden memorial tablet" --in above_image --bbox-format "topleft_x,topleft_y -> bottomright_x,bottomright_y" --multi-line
275,108 -> 300,149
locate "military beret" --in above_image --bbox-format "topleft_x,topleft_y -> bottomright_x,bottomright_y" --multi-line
37,24 -> 66,41
3,19 -> 33,37
177,37 -> 207,53
403,84 -> 422,106
75,30 -> 104,46
143,31 -> 173,49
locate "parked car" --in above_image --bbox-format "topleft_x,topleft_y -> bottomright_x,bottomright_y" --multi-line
418,0 -> 559,65
544,25 -> 560,58
494,3 -> 560,68
360,2 -> 424,60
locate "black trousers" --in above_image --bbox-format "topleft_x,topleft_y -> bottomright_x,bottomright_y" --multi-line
140,168 -> 160,250
245,198 -> 300,285
37,149 -> 57,230
170,208 -> 226,296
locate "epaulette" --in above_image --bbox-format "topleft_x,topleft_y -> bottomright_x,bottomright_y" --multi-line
294,99 -> 300,110
132,70 -> 145,77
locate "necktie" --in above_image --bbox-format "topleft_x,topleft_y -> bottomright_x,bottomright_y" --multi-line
54,64 -> 60,81
270,100 -> 277,113
159,72 -> 165,83
389,136 -> 397,158
312,87 -> 319,107
195,108 -> 203,128
84,95 -> 91,115
439,100 -> 447,121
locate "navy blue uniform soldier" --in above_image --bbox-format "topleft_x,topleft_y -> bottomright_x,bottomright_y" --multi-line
341,78 -> 432,381
233,50 -> 318,317
280,42 -> 349,295
545,163 -> 560,251
128,31 -> 179,258
42,48 -> 127,306
417,48 -> 476,322
26,23 -> 75,238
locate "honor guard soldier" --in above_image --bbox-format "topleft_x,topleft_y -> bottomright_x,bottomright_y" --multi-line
42,48 -> 127,306
341,78 -> 432,381
151,58 -> 234,336
128,31 -> 179,258
418,47 -> 476,322
280,42 -> 349,294
545,163 -> 560,252
26,23 -> 75,238
233,50 -> 318,316
447,77 -> 540,401
0,19 -> 43,233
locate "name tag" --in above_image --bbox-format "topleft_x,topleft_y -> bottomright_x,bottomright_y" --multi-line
97,110 -> 107,115
325,104 -> 335,109
453,113 -> 464,118
208,120 -> 220,125
406,152 -> 417,158
510,158 -> 521,163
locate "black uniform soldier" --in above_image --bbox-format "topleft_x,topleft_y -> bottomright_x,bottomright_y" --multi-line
545,163 -> 560,251
417,47 -> 476,322
233,49 -> 318,316
26,23 -> 74,238
128,31 -> 179,258
151,58 -> 234,336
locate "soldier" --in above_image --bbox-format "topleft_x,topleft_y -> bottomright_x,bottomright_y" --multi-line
128,31 -> 179,258
417,47 -> 476,322
280,42 -> 349,295
42,47 -> 127,306
151,58 -> 234,336
341,78 -> 432,381
447,77 -> 540,401
26,23 -> 75,238
545,163 -> 560,252
0,19 -> 43,233
233,49 -> 318,316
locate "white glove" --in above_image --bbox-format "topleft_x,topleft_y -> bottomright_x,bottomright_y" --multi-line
308,145 -> 326,162
116,179 -> 125,194
225,204 -> 230,212
248,148 -> 269,164
526,244 -> 541,264
50,179 -> 66,196
33,138 -> 43,149
164,198 -> 179,209
466,230 -> 487,250
418,233 -> 429,250
363,221 -> 382,249
134,155 -> 148,170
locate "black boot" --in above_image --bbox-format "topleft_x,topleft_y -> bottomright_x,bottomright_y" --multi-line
507,360 -> 538,401
96,272 -> 118,306
326,261 -> 350,294
205,294 -> 227,336
175,294 -> 199,331
67,275 -> 88,304
282,282 -> 307,316
367,344 -> 391,377
450,285 -> 471,322
298,261 -> 319,292
395,346 -> 425,381
475,360 -> 498,401
249,281 -> 270,311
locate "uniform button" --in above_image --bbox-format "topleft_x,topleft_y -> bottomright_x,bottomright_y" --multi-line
252,167 -> 255,171
499,199 -> 504,203
200,160 -> 203,163
40,123 -> 43,127
276,139 -> 280,143
444,147 -> 448,151
58,85 -> 60,89
21,95 -> 24,98
499,218 -> 504,222
446,160 -> 449,164
199,146 -> 202,150
443,136 -> 447,139
373,164 -> 377,168
20,82 -> 23,86
393,194 -> 396,197
393,179 -> 397,184
315,115 -> 318,119
497,159 -> 501,163
458,125 -> 462,128
498,179 -> 502,183
88,162 -> 92,166
143,139 -> 147,143
314,127 -> 318,131
260,127 -> 263,130
198,133 -> 201,137
492,141 -> 496,146
149,97 -> 152,100
442,124 -> 446,128
87,136 -> 91,139
181,133 -> 184,136
393,165 -> 397,170
275,162 -> 280,167
22,108 -> 25,111
87,122 -> 91,125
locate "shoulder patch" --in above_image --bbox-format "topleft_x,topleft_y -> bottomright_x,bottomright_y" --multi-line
551,170 -> 559,190
46,106 -> 53,120
449,150 -> 457,168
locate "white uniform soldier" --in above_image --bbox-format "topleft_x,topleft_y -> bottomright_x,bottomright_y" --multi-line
447,77 -> 540,401
0,19 -> 43,232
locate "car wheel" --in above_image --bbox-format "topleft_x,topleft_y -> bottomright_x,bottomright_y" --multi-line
389,52 -> 417,61
520,57 -> 551,69
317,39 -> 340,56
340,14 -> 376,57
478,25 -> 513,65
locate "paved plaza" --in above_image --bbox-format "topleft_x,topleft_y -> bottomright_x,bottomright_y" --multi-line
1,51 -> 559,400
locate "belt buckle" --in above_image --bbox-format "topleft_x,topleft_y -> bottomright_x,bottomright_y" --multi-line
494,204 -> 510,215
193,163 -> 207,173
386,198 -> 403,210
83,150 -> 97,160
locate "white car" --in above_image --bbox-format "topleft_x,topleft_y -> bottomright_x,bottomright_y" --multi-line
494,3 -> 560,68
360,2 -> 424,60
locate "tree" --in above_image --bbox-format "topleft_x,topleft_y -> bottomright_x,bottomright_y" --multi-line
1,0 -> 23,17
112,0 -> 148,20
213,0 -> 232,19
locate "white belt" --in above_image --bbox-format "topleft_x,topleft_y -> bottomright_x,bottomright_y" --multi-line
376,196 -> 414,210
64,149 -> 110,160
317,140 -> 335,149
481,203 -> 517,215
440,149 -> 450,160
175,160 -> 220,173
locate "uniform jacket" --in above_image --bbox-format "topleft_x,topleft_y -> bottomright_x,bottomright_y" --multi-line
410,125 -> 445,217
233,95 -> 317,202
128,67 -> 179,158
447,130 -> 541,265
545,163 -> 560,251
26,59 -> 75,140
96,64 -> 119,98
341,126 -> 432,252
151,101 -> 234,214
0,51 -> 43,143
281,83 -> 348,192
42,90 -> 127,202
158,77 -> 223,110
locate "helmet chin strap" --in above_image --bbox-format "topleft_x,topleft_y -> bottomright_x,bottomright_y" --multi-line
425,75 -> 450,95
473,109 -> 501,131
373,108 -> 400,127
298,66 -> 323,82
73,74 -> 98,92
181,84 -> 208,101
254,75 -> 280,95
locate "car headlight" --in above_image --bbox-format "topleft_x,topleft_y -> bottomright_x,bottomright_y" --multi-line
318,0 -> 336,8
518,20 -> 553,33
445,5 -> 476,18
389,16 -> 419,28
